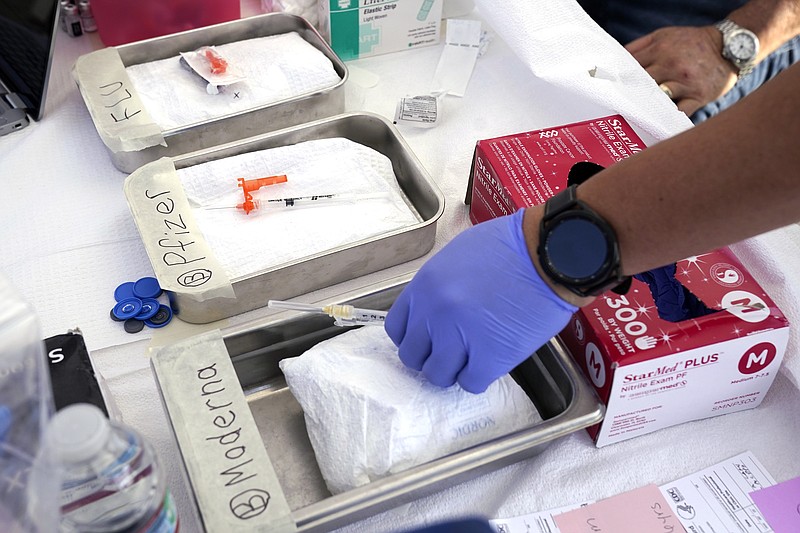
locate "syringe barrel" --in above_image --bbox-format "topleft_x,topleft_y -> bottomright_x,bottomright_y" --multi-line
324,304 -> 387,324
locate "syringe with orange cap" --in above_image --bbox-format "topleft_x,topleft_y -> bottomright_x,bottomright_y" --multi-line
236,174 -> 288,214
205,174 -> 390,215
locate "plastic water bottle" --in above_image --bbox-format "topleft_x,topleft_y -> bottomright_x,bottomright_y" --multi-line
0,272 -> 59,532
43,404 -> 179,532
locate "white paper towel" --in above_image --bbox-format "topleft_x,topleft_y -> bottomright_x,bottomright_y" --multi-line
279,326 -> 542,494
472,0 -> 694,142
178,137 -> 420,279
125,32 -> 341,130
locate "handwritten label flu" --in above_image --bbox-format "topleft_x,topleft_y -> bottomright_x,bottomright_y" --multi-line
751,475 -> 800,532
73,48 -> 164,152
553,484 -> 686,533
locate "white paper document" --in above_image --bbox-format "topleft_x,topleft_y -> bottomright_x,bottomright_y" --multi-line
660,451 -> 775,533
491,451 -> 776,533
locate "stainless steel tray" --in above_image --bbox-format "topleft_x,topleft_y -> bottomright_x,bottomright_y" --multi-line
152,274 -> 605,532
134,112 -> 444,323
78,13 -> 347,173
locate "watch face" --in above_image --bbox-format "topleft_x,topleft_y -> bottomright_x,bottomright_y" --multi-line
728,31 -> 757,61
543,216 -> 610,282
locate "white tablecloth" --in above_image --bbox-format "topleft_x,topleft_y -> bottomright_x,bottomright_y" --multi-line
2,1 -> 798,532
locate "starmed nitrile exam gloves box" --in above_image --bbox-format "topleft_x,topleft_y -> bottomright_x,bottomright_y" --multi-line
465,115 -> 790,447
318,0 -> 442,61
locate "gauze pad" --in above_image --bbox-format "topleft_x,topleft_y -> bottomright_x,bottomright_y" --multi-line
125,32 -> 341,129
279,326 -> 542,494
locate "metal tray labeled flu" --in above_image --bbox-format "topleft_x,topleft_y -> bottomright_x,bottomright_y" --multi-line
74,13 -> 347,173
151,275 -> 605,532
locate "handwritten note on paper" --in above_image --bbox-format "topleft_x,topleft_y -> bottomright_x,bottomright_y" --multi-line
750,476 -> 800,532
553,484 -> 686,533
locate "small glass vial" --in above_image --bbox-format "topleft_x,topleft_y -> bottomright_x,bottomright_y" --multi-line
79,0 -> 97,33
58,0 -> 71,32
64,3 -> 83,37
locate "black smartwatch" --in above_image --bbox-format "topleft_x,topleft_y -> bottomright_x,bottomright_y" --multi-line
537,185 -> 630,297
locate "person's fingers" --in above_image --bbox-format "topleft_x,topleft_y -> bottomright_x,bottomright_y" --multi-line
456,345 -> 515,394
384,289 -> 411,345
396,316 -> 433,371
625,32 -> 655,56
676,96 -> 703,117
421,339 -> 467,389
658,82 -> 675,100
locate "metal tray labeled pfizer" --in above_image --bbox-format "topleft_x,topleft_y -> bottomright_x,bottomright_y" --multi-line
74,13 -> 347,172
124,112 -> 444,323
151,275 -> 605,533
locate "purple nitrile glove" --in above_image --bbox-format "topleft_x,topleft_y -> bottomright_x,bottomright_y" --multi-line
384,209 -> 577,394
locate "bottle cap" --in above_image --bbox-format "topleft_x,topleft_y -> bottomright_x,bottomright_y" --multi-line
113,281 -> 135,302
144,305 -> 173,328
45,404 -> 110,464
134,298 -> 160,321
124,318 -> 145,334
133,277 -> 162,299
112,297 -> 143,320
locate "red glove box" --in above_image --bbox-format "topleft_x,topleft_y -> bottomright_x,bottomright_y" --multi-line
465,115 -> 789,446
561,249 -> 789,446
465,114 -> 644,224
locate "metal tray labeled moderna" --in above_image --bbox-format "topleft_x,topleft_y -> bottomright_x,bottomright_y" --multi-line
74,12 -> 347,172
151,274 -> 606,532
124,112 -> 445,323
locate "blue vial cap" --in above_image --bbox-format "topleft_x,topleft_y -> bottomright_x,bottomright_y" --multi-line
134,298 -> 161,321
144,304 -> 173,328
133,277 -> 162,299
114,281 -> 136,302
113,297 -> 143,320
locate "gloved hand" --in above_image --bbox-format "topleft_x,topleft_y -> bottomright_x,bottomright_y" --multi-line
384,209 -> 577,394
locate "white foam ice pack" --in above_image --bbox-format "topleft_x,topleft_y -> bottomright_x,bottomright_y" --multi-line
279,326 -> 542,494
125,32 -> 341,129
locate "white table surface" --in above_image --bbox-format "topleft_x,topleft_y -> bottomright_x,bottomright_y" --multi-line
2,1 -> 799,532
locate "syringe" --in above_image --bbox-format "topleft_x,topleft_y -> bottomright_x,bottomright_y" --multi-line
268,300 -> 387,327
206,192 -> 391,214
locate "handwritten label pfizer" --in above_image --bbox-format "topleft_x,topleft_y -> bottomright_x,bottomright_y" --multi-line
124,158 -> 234,302
72,48 -> 165,152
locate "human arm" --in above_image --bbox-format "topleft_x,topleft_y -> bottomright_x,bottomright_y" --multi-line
535,58 -> 800,304
385,62 -> 800,391
624,0 -> 800,117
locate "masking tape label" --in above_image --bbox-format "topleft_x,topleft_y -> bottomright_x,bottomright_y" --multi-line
124,158 -> 234,302
72,48 -> 165,153
151,330 -> 296,532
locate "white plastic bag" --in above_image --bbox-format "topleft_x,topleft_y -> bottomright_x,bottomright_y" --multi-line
280,326 -> 542,494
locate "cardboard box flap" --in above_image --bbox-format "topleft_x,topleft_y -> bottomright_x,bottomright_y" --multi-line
582,248 -> 789,367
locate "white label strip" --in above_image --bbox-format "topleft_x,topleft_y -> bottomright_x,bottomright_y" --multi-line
123,157 -> 234,302
151,330 -> 297,532
72,47 -> 165,153
431,18 -> 482,97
